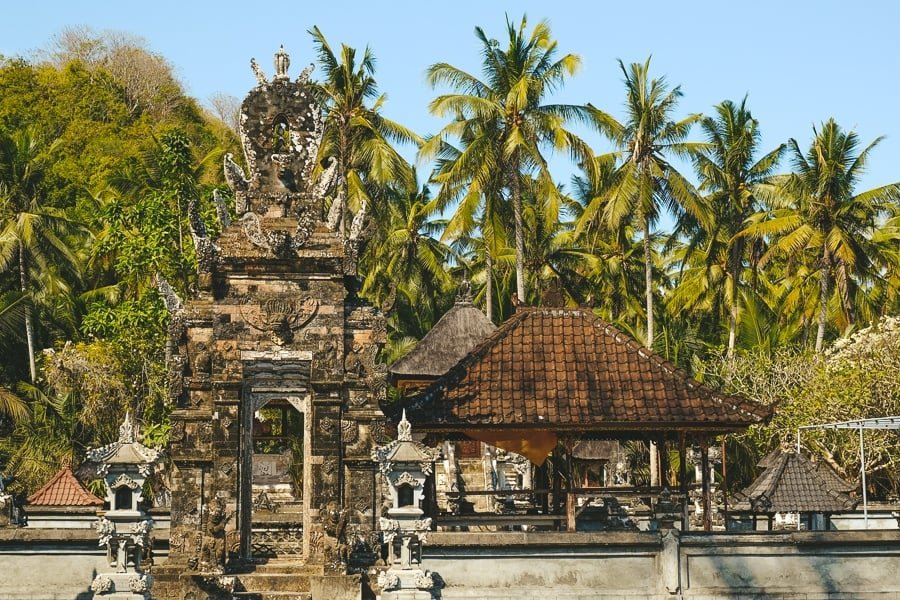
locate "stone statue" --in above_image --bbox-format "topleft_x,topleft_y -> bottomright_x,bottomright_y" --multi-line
199,497 -> 233,572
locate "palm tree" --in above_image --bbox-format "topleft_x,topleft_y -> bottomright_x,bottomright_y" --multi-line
309,27 -> 420,231
744,119 -> 900,353
673,98 -> 784,356
426,15 -> 593,304
360,175 -> 454,326
584,57 -> 705,349
423,114 -> 510,321
0,128 -> 83,382
572,154 -> 648,328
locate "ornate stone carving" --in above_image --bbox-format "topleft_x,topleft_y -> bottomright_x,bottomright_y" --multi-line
90,575 -> 113,593
341,419 -> 359,445
212,189 -> 231,228
154,274 -> 183,313
197,497 -> 233,573
378,571 -> 400,591
240,294 -> 318,345
111,473 -> 140,491
393,472 -> 420,489
273,45 -> 290,81
318,415 -> 336,435
397,413 -> 412,442
344,341 -> 388,401
188,199 -> 220,275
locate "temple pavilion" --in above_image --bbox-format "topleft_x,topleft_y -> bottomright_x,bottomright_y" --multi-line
388,304 -> 772,531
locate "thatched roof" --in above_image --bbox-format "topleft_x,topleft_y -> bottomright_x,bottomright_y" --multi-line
389,297 -> 495,379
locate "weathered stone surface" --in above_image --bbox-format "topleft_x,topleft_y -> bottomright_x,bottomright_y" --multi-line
152,47 -> 380,600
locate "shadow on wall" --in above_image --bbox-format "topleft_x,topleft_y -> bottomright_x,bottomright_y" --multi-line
72,567 -> 97,600
700,550 -> 841,596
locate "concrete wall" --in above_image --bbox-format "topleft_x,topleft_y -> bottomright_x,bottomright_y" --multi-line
421,530 -> 900,599
0,529 -> 168,600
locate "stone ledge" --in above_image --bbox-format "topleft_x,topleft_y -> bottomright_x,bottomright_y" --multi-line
679,529 -> 900,547
427,530 -> 662,547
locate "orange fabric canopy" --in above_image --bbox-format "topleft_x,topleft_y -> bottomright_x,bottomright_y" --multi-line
464,429 -> 557,466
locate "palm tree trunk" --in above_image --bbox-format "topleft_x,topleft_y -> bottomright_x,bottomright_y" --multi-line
19,243 -> 37,382
509,166 -> 526,304
815,246 -> 831,354
727,242 -> 743,358
485,252 -> 494,323
643,217 -> 654,347
642,216 -> 659,486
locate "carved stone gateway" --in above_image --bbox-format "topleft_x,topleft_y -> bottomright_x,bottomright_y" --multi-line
152,47 -> 383,600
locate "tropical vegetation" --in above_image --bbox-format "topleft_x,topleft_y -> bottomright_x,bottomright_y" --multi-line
1,20 -> 898,499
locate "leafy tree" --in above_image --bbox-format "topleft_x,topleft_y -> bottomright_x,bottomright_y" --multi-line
744,119 -> 900,352
423,116 -> 509,321
0,127 -> 85,381
670,98 -> 784,355
426,15 -> 592,304
698,316 -> 900,497
584,57 -> 705,348
360,175 -> 454,346
309,26 -> 420,233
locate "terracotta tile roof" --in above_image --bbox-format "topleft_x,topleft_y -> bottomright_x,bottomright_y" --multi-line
735,449 -> 857,513
399,307 -> 771,431
389,299 -> 496,379
27,467 -> 104,507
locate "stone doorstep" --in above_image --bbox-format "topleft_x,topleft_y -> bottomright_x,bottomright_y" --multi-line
235,573 -> 312,593
232,593 -> 311,600
234,561 -> 324,575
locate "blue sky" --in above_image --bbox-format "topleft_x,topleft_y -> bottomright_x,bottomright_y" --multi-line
3,1 -> 900,204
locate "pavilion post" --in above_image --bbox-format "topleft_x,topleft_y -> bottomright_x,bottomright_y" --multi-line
859,425 -> 869,529
721,437 -> 728,529
552,450 -> 562,521
679,432 -> 688,531
701,436 -> 712,532
564,438 -> 576,532
658,434 -> 670,489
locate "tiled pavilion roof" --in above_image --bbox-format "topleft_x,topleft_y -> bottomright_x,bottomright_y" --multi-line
735,449 -> 857,513
27,467 -> 103,507
397,307 -> 771,433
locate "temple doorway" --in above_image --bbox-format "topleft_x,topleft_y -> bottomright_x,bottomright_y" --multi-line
252,401 -> 304,510
239,391 -> 310,560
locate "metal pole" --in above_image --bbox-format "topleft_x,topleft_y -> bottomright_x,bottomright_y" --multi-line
796,428 -> 801,454
859,425 -> 868,529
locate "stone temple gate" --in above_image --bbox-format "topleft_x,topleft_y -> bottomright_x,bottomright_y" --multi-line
152,47 -> 388,599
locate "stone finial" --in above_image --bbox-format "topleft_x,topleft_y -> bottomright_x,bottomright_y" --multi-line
119,412 -> 135,443
397,409 -> 412,441
273,45 -> 290,81
456,280 -> 473,304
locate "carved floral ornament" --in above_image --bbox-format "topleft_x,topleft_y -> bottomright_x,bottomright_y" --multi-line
90,575 -> 113,593
111,473 -> 140,491
392,471 -> 421,489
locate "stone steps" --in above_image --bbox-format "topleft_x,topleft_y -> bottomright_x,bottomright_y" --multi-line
232,592 -> 312,599
235,573 -> 311,593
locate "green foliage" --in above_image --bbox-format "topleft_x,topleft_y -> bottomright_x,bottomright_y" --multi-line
2,21 -> 900,504
697,316 -> 900,497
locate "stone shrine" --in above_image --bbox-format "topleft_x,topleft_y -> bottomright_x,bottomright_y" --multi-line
151,46 -> 387,600
84,414 -> 161,599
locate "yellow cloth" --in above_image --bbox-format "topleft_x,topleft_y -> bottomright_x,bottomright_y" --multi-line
463,429 -> 558,466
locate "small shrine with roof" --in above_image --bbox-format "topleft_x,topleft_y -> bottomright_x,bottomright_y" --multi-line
24,464 -> 104,529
